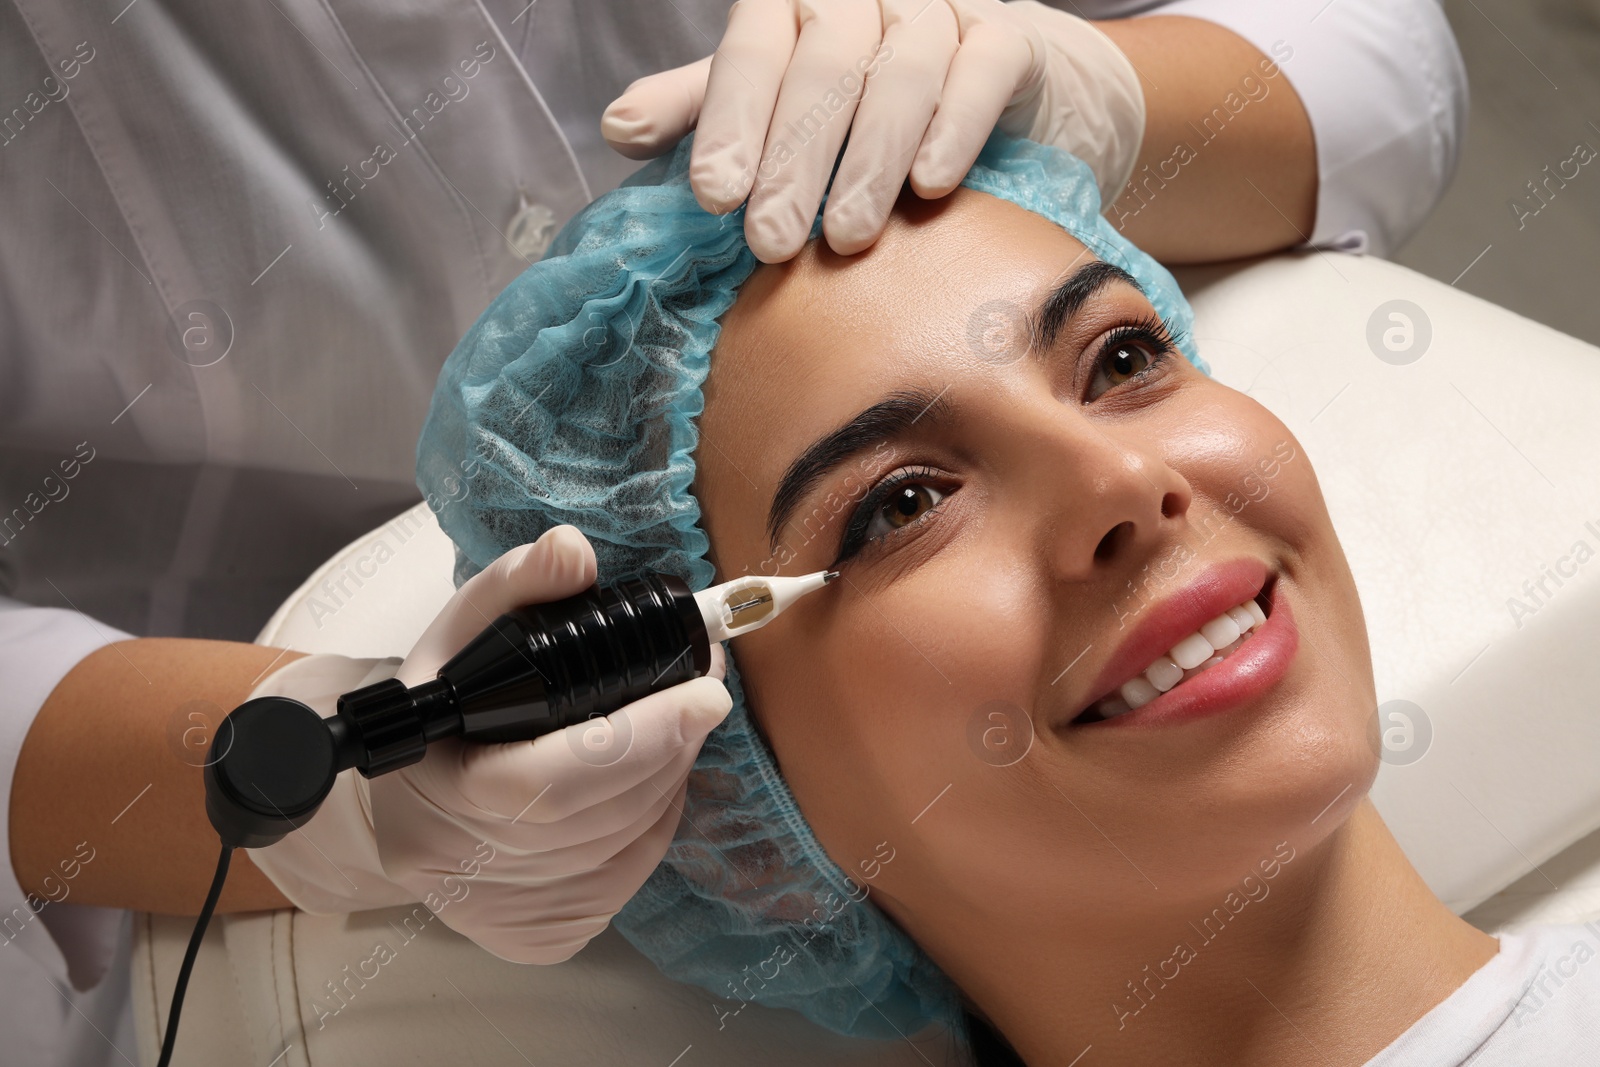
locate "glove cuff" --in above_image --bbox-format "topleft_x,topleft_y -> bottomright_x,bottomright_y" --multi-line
1006,1 -> 1147,209
245,654 -> 420,914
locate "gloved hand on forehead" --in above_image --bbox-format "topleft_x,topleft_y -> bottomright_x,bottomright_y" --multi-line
247,525 -> 734,965
600,0 -> 1145,263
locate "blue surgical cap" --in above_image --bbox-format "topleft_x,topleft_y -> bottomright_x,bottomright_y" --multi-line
417,130 -> 1209,1043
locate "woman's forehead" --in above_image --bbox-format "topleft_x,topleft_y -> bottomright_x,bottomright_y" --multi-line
705,188 -> 1095,420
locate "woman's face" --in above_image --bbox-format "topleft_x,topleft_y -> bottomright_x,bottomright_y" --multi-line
692,188 -> 1379,986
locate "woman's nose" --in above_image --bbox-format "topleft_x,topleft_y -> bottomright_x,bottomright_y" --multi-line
1031,418 -> 1193,586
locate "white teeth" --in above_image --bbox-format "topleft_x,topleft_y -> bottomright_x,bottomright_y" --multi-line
1089,594 -> 1268,721
1120,675 -> 1161,709
1144,655 -> 1183,693
1170,632 -> 1215,670
1200,613 -> 1241,650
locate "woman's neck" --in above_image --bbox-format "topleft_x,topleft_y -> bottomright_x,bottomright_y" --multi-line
959,798 -> 1499,1066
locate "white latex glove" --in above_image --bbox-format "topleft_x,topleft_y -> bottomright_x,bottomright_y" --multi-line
600,0 -> 1144,263
248,525 -> 732,964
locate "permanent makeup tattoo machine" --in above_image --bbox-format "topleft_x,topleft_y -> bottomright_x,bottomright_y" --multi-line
155,568 -> 836,1067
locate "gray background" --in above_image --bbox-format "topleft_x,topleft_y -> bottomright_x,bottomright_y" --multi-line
1396,0 -> 1600,346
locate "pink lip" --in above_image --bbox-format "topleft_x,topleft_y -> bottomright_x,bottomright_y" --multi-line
1073,569 -> 1297,729
1062,559 -> 1299,726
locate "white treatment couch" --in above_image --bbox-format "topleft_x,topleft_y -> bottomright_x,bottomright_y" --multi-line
131,250 -> 1600,1066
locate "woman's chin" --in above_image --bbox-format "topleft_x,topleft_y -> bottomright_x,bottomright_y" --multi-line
1205,706 -> 1382,857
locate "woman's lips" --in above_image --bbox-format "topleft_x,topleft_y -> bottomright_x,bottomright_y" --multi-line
1070,574 -> 1298,730
1070,557 -> 1271,715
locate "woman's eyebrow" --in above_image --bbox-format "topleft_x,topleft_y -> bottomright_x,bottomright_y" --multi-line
765,389 -> 951,551
1030,261 -> 1145,351
760,264 -> 1139,551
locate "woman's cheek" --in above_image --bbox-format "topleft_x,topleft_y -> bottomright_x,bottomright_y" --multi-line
1233,427 -> 1323,553
752,540 -> 1043,863
856,565 -> 1042,763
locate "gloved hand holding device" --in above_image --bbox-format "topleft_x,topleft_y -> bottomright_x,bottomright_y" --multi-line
600,0 -> 1144,261
246,525 -> 734,965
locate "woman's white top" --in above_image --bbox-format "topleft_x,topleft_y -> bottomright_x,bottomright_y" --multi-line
1363,923 -> 1600,1065
0,1 -> 1467,1063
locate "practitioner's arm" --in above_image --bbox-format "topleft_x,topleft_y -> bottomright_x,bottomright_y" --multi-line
11,639 -> 301,915
1091,14 -> 1317,264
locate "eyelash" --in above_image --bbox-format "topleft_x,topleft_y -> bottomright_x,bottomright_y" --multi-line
1091,310 -> 1183,397
836,464 -> 947,565
832,313 -> 1183,565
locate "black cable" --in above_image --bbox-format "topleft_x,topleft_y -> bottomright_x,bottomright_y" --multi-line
156,843 -> 233,1067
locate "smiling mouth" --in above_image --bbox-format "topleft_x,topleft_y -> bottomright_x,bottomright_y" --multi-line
1069,574 -> 1278,725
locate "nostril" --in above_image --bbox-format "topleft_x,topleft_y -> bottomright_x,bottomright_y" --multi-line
1094,521 -> 1131,561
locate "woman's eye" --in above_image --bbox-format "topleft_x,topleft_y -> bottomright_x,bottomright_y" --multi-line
1086,320 -> 1177,400
867,483 -> 945,541
835,469 -> 950,564
1102,342 -> 1154,386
